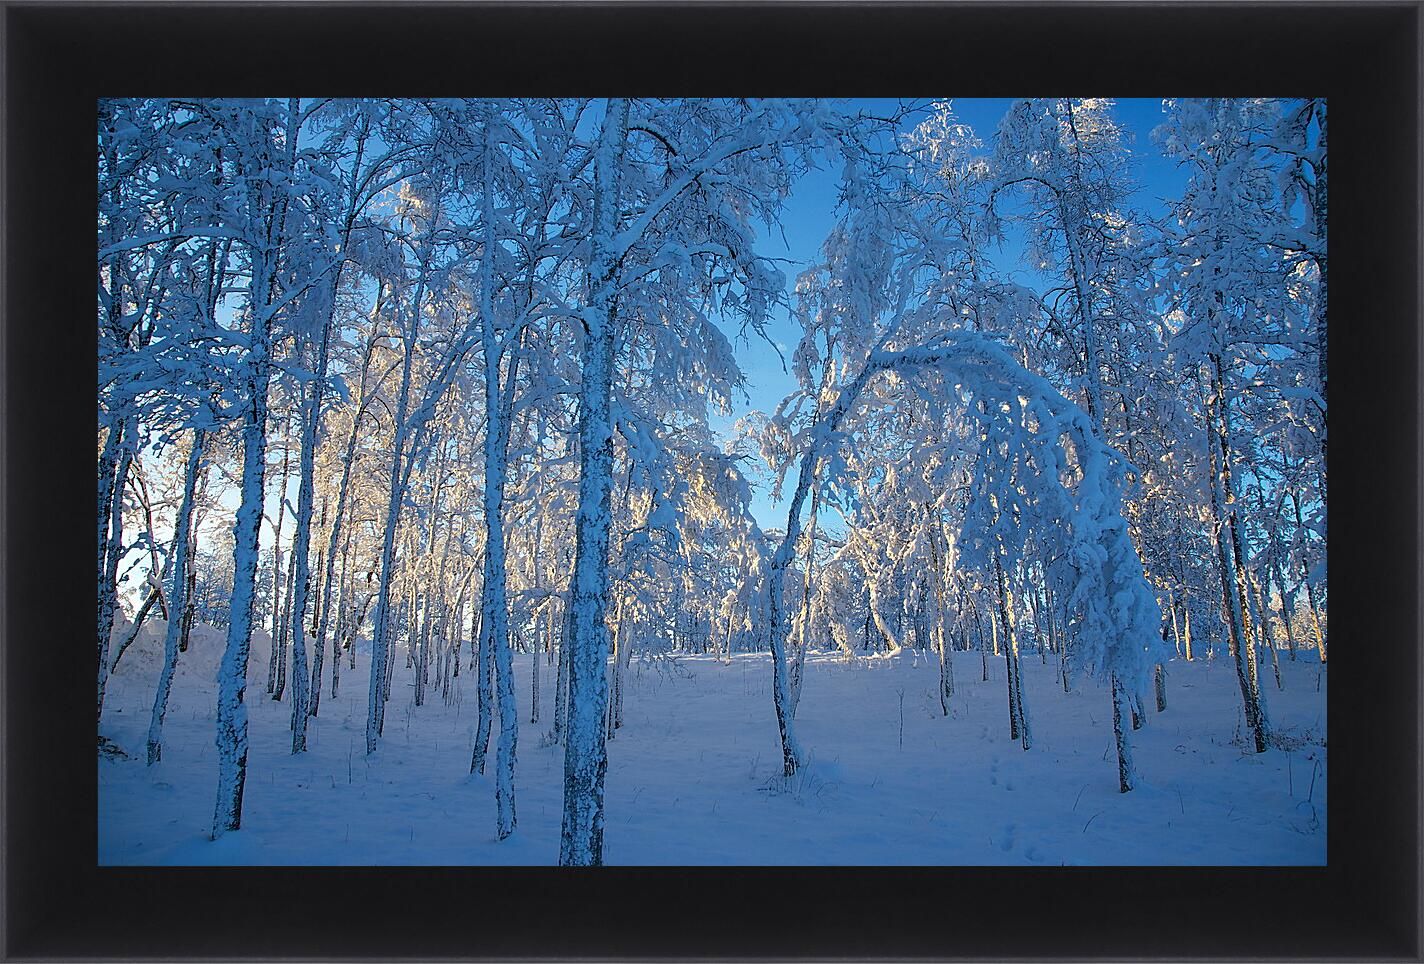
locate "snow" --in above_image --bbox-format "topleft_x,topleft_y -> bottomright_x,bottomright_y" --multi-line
100,620 -> 1326,865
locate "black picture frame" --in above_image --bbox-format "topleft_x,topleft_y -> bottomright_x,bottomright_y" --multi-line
4,2 -> 1419,960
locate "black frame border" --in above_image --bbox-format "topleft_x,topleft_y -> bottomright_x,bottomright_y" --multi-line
3,3 -> 1420,960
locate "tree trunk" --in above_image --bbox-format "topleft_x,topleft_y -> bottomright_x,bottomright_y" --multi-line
315,323 -> 381,712
366,243 -> 434,753
365,409 -> 411,749
1270,557 -> 1300,662
213,247 -> 277,837
413,591 -> 428,706
267,430 -> 292,696
308,497 -> 329,716
560,99 -> 628,866
1205,359 -> 1268,753
109,586 -> 160,675
994,554 -> 1029,750
867,581 -> 904,658
452,576 -> 471,684
929,512 -> 952,715
530,618 -> 541,724
606,613 -> 622,741
272,554 -> 294,701
1111,674 -> 1136,793
130,461 -> 171,623
286,313 -> 335,751
97,415 -> 135,725
553,619 -> 570,744
789,366 -> 832,715
471,587 -> 495,773
299,129 -> 370,728
978,605 -> 990,683
1291,492 -> 1327,663
179,549 -> 198,655
147,429 -> 205,764
329,526 -> 353,700
1250,571 -> 1283,690
472,159 -> 520,837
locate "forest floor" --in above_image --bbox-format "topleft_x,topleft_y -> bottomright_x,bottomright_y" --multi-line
100,621 -> 1327,865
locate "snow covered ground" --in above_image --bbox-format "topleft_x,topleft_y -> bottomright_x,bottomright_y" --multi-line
99,621 -> 1326,865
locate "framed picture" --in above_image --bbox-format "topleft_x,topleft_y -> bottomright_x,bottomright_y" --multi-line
4,2 -> 1418,959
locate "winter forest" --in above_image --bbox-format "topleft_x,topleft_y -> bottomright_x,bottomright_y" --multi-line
98,98 -> 1327,866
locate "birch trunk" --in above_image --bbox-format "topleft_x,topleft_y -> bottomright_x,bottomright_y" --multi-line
97,415 -> 135,724
316,316 -> 382,711
109,586 -> 160,675
560,99 -> 628,866
308,497 -> 328,715
553,621 -> 570,744
267,430 -> 291,696
994,553 -> 1029,750
1111,674 -> 1137,793
213,255 -> 276,836
473,144 -> 519,838
147,429 -> 205,764
788,353 -> 835,715
286,330 -> 331,750
1206,359 -> 1268,753
1290,491 -> 1327,663
1271,558 -> 1300,662
273,552 -> 294,700
530,621 -> 541,724
929,510 -> 952,715
1250,571 -> 1283,690
365,282 -> 421,753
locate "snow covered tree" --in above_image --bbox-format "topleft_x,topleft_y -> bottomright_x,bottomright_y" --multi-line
1154,98 -> 1324,751
560,98 -> 831,865
204,98 -> 317,835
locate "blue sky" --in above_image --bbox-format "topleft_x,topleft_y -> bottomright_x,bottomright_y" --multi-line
715,98 -> 1190,533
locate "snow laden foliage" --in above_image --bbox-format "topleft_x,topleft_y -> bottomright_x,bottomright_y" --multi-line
765,330 -> 1166,777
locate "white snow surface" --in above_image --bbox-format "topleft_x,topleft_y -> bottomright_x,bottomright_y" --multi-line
100,620 -> 1326,865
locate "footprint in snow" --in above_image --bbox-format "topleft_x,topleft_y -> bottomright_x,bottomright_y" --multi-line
997,823 -> 1016,852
